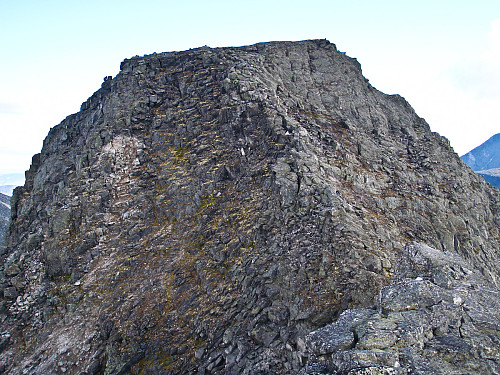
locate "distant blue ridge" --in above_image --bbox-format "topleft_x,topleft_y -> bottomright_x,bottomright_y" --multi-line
461,134 -> 500,190
0,173 -> 25,186
0,173 -> 25,196
461,133 -> 500,171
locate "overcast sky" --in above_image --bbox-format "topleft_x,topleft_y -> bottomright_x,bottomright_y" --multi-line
0,0 -> 499,176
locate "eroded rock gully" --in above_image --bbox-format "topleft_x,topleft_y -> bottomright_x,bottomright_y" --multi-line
0,40 -> 498,374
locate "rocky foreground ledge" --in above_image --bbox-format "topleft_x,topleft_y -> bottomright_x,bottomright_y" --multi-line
302,242 -> 500,374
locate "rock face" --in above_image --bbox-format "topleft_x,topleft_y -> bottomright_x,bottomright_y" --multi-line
0,193 -> 10,247
303,242 -> 500,374
0,40 -> 498,374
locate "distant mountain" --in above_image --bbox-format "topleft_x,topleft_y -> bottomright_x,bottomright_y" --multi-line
0,192 -> 10,247
0,173 -> 25,196
461,133 -> 500,189
0,185 -> 17,196
461,133 -> 500,171
477,168 -> 500,190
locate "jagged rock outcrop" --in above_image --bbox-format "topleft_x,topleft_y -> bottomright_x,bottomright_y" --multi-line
0,40 -> 498,374
0,194 -> 10,247
302,242 -> 500,374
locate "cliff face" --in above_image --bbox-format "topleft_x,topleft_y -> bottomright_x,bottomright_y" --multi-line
0,40 -> 498,374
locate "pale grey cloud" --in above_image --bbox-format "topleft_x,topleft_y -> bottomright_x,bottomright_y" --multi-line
450,61 -> 500,98
0,102 -> 22,115
448,19 -> 500,98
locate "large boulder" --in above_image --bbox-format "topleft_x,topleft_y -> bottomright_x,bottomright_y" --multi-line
303,242 -> 500,374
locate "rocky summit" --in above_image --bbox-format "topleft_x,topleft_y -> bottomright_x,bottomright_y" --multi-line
0,40 -> 498,374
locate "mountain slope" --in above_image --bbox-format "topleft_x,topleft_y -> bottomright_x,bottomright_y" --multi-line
0,40 -> 498,374
461,133 -> 500,189
0,186 -> 16,196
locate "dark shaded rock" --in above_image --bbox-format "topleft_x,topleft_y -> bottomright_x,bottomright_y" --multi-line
3,287 -> 17,299
0,333 -> 10,354
305,309 -> 375,355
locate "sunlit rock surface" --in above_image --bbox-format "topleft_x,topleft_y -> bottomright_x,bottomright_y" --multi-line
0,193 -> 10,248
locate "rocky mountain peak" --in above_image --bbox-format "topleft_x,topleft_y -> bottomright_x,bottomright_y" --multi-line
0,40 -> 498,374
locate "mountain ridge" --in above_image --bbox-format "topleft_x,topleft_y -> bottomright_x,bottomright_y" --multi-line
478,169 -> 500,190
0,40 -> 498,374
461,133 -> 500,189
0,173 -> 25,196
461,133 -> 500,171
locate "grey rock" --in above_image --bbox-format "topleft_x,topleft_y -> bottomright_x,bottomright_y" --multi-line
379,279 -> 450,314
4,263 -> 20,276
305,309 -> 375,355
0,193 -> 10,248
3,286 -> 17,299
304,242 -> 500,374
